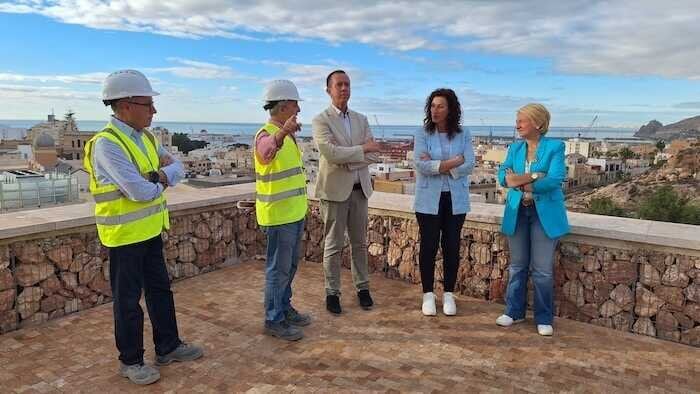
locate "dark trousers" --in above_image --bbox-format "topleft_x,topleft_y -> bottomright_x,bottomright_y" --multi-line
108,235 -> 180,365
415,192 -> 466,293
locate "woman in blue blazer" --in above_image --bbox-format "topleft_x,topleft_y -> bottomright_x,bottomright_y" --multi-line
496,103 -> 569,336
413,88 -> 475,316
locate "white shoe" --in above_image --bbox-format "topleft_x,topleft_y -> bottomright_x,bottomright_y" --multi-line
443,292 -> 456,316
537,325 -> 553,336
496,314 -> 525,327
422,292 -> 436,316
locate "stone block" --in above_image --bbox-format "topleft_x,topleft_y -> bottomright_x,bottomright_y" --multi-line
40,294 -> 65,313
600,300 -> 622,318
60,272 -> 78,289
684,303 -> 700,322
0,269 -> 14,291
610,284 -> 633,310
15,262 -> 54,287
40,275 -> 62,296
47,245 -> 73,270
602,260 -> 637,285
0,310 -> 18,333
0,289 -> 15,312
635,286 -> 664,317
15,243 -> 45,264
563,280 -> 585,307
632,317 -> 656,337
681,326 -> 700,346
662,264 -> 690,288
178,242 -> 197,263
193,238 -> 210,254
684,283 -> 700,304
639,264 -> 661,288
655,286 -> 685,311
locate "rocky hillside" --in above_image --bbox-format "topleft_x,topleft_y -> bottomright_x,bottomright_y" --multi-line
635,115 -> 700,140
567,146 -> 700,212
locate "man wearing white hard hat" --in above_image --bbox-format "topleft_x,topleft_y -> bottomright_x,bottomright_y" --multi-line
254,79 -> 310,341
83,70 -> 203,385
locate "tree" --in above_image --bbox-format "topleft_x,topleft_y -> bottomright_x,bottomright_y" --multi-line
172,132 -> 208,154
655,140 -> 666,152
637,186 -> 700,225
618,147 -> 635,161
588,197 -> 627,218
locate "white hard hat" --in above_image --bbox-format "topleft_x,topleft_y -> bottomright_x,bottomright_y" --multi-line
263,79 -> 302,102
102,70 -> 159,101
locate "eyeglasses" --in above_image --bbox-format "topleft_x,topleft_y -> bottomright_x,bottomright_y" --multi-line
126,101 -> 155,109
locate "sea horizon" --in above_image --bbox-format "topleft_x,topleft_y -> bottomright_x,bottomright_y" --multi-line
1,118 -> 638,140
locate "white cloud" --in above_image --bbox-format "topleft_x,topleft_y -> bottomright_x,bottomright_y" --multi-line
0,72 -> 107,84
146,58 -> 236,80
0,84 -> 98,100
3,1 -> 700,78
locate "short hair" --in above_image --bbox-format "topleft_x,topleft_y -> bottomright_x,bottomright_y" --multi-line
326,69 -> 347,87
518,103 -> 551,134
264,100 -> 290,116
423,88 -> 463,139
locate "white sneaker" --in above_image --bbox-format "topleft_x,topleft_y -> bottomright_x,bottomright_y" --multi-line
496,314 -> 525,327
537,325 -> 553,336
443,292 -> 456,316
422,292 -> 436,316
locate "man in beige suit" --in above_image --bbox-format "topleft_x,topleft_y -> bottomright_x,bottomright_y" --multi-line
313,70 -> 382,314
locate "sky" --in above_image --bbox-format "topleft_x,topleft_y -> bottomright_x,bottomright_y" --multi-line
1,0 -> 699,127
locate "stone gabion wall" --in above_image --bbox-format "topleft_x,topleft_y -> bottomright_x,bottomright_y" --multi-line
1,201 -> 698,348
302,204 -> 700,347
0,203 -> 266,334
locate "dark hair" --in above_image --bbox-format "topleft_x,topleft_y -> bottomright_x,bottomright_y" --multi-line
263,101 -> 280,111
423,88 -> 462,139
326,69 -> 347,87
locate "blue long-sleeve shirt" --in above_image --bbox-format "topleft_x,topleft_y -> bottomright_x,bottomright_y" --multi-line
92,116 -> 184,202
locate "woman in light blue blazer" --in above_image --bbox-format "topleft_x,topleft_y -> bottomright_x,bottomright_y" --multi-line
496,103 -> 569,336
413,88 -> 475,317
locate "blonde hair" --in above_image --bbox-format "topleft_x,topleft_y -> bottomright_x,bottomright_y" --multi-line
518,103 -> 551,135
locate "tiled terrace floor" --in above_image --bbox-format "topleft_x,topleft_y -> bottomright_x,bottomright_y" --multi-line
1,260 -> 699,393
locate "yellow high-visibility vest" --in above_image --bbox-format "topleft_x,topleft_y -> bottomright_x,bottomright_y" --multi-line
254,122 -> 308,226
83,123 -> 169,247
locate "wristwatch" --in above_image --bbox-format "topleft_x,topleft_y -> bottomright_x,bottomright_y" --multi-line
530,173 -> 539,181
148,171 -> 160,184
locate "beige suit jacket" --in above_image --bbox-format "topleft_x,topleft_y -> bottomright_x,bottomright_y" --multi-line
312,106 -> 380,201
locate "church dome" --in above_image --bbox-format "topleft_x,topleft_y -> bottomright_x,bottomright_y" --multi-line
34,133 -> 55,149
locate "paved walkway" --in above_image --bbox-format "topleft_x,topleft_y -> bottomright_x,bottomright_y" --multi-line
1,260 -> 699,393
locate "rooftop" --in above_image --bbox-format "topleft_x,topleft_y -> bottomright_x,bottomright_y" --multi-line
2,260 -> 698,392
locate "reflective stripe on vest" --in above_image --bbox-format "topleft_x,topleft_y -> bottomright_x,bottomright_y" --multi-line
255,166 -> 303,182
95,201 -> 166,225
255,186 -> 306,203
92,189 -> 124,203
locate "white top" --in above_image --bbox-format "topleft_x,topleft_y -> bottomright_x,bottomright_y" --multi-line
332,104 -> 360,185
439,132 -> 451,192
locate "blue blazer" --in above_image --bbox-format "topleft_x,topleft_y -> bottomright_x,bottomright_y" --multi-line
498,137 -> 570,239
413,128 -> 475,215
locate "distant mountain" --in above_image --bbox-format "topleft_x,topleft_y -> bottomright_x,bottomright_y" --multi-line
635,115 -> 700,140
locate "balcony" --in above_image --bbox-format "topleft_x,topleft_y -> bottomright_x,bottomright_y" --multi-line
0,185 -> 699,391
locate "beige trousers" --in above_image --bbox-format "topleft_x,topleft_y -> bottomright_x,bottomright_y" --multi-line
320,189 -> 369,296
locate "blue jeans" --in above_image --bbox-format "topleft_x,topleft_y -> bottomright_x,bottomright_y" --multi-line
261,219 -> 305,323
504,205 -> 559,325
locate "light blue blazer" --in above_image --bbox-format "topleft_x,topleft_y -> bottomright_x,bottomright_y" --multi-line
498,137 -> 570,239
413,128 -> 475,215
